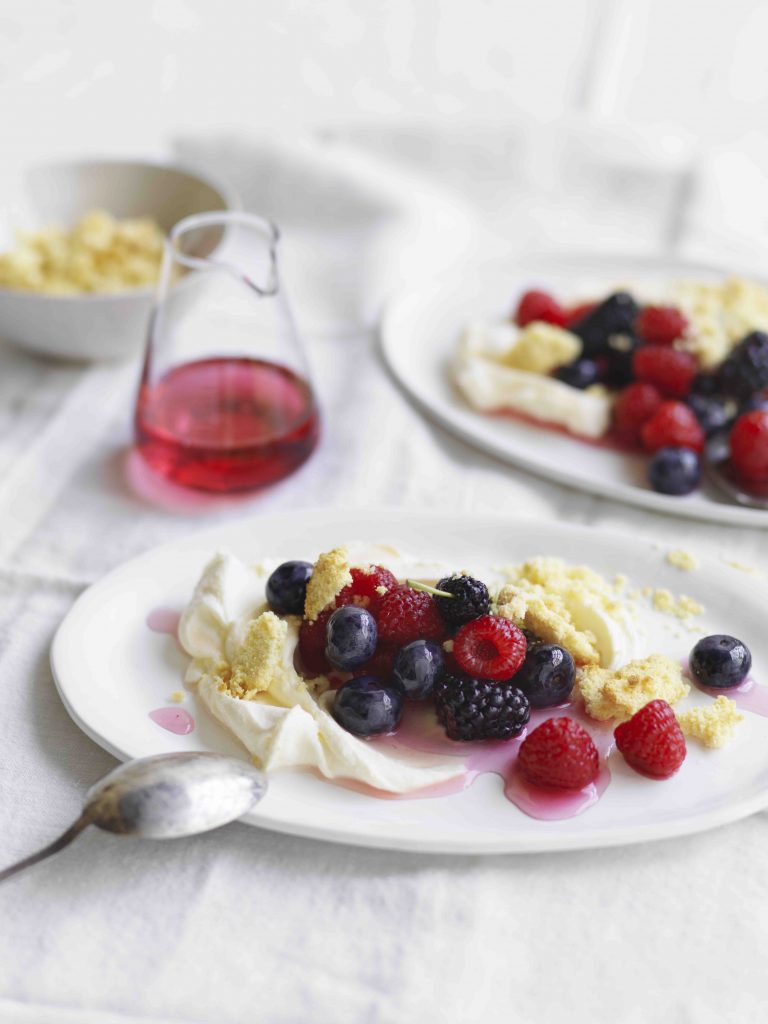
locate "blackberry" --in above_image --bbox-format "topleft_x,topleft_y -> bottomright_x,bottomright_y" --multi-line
434,673 -> 530,741
717,331 -> 768,399
690,372 -> 720,397
434,575 -> 489,629
573,292 -> 639,356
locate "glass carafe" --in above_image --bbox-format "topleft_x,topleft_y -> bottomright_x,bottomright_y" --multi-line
134,212 -> 319,492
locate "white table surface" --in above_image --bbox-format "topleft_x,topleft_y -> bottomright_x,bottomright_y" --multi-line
2,138 -> 768,1024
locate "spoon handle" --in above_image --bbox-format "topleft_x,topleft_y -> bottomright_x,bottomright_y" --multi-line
0,813 -> 91,886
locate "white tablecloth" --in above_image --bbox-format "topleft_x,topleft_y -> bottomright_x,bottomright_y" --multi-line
1,133 -> 768,1024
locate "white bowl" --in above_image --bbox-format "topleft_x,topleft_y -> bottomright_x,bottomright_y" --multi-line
0,160 -> 236,361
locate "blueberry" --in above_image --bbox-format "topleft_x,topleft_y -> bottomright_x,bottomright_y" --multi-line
393,640 -> 445,700
573,292 -> 639,356
690,634 -> 752,689
648,446 -> 701,495
266,560 -> 313,615
332,676 -> 404,736
603,333 -> 641,387
554,358 -> 600,390
686,394 -> 734,437
513,644 -> 575,708
325,606 -> 377,670
717,331 -> 768,399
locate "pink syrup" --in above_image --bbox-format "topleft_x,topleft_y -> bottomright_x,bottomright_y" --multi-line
682,661 -> 768,717
348,700 -> 614,820
135,357 -> 319,493
146,608 -> 181,635
149,707 -> 195,735
698,677 -> 768,717
488,405 -> 638,454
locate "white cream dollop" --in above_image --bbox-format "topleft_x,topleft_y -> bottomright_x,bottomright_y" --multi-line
452,322 -> 613,439
181,550 -> 466,794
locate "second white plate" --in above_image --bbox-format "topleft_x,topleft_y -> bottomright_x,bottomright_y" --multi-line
381,252 -> 768,527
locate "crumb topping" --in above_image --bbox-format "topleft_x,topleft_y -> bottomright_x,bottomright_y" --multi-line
675,276 -> 768,369
498,322 -> 581,374
224,612 -> 288,699
496,558 -> 628,667
666,549 -> 698,572
652,589 -> 705,621
677,696 -> 743,748
303,547 -> 352,622
577,654 -> 690,722
170,690 -> 185,704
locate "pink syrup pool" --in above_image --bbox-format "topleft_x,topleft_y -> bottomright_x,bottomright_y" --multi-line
149,707 -> 195,735
353,700 -> 615,821
682,661 -> 768,717
146,607 -> 182,635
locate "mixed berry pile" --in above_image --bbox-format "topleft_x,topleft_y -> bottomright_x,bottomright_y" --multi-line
266,560 -> 754,793
515,288 -> 768,497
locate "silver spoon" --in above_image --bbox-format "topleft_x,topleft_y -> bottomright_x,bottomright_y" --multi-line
0,752 -> 267,886
704,431 -> 768,510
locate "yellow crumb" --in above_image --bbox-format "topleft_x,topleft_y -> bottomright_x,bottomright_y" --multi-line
675,276 -> 768,369
499,322 -> 581,374
666,549 -> 699,572
303,547 -> 352,622
652,588 -> 705,621
0,209 -> 165,294
496,557 -> 628,667
226,612 -> 287,698
677,696 -> 743,748
577,654 -> 690,722
170,690 -> 185,704
724,560 -> 762,577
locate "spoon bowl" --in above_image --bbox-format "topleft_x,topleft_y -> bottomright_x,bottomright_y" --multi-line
0,752 -> 267,884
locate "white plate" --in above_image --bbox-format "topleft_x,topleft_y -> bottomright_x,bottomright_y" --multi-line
52,512 -> 768,856
51,508 -> 768,854
381,252 -> 768,527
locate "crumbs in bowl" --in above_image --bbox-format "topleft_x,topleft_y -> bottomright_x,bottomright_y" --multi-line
0,209 -> 165,294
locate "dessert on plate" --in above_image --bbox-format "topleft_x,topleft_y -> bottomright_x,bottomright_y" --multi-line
178,543 -> 757,820
452,278 -> 768,498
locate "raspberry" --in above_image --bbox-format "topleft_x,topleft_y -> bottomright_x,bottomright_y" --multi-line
730,410 -> 768,482
641,401 -> 705,453
612,382 -> 662,443
566,301 -> 597,328
434,673 -> 530,741
614,700 -> 686,779
517,717 -> 599,789
633,346 -> 697,399
453,615 -> 527,681
335,565 -> 398,615
514,289 -> 567,328
376,587 -> 444,646
434,575 -> 489,630
635,306 -> 688,346
298,609 -> 332,675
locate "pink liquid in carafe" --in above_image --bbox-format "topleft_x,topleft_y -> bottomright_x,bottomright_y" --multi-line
135,357 -> 319,492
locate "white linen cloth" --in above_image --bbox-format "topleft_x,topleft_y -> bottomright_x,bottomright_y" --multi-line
1,132 -> 768,1024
